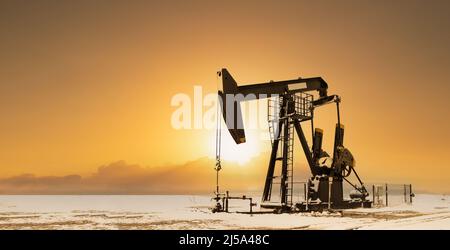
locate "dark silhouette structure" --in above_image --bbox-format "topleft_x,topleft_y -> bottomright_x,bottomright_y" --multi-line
216,68 -> 371,212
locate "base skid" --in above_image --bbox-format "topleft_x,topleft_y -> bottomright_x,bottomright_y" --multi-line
260,200 -> 372,213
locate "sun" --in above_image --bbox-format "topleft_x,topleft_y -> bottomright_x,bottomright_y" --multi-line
209,129 -> 263,165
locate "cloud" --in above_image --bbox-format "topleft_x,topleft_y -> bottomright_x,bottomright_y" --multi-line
0,174 -> 83,194
0,155 -> 311,194
2,156 -> 435,195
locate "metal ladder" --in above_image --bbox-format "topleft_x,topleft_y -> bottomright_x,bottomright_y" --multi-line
268,96 -> 295,206
285,120 -> 294,206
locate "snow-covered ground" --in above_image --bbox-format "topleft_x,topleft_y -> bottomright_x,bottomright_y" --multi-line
0,194 -> 448,229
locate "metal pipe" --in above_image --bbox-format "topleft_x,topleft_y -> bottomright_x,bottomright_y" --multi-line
343,177 -> 359,190
216,170 -> 219,194
328,177 -> 332,210
215,95 -> 222,195
336,101 -> 341,128
310,109 -> 314,142
335,100 -> 341,155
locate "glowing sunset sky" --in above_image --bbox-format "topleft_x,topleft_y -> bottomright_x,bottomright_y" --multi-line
0,0 -> 449,193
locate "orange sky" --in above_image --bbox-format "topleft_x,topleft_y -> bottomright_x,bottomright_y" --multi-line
0,0 -> 449,193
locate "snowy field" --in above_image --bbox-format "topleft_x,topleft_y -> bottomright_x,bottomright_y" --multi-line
0,194 -> 449,230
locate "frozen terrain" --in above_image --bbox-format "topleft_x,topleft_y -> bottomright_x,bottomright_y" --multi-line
0,194 -> 449,229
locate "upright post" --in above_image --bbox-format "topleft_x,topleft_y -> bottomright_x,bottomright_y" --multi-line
404,184 -> 407,203
409,184 -> 413,204
221,197 -> 225,212
385,183 -> 388,207
305,181 -> 309,211
225,191 -> 229,212
372,185 -> 375,205
304,183 -> 307,201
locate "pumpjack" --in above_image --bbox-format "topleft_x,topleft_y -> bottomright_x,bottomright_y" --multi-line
216,68 -> 371,212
